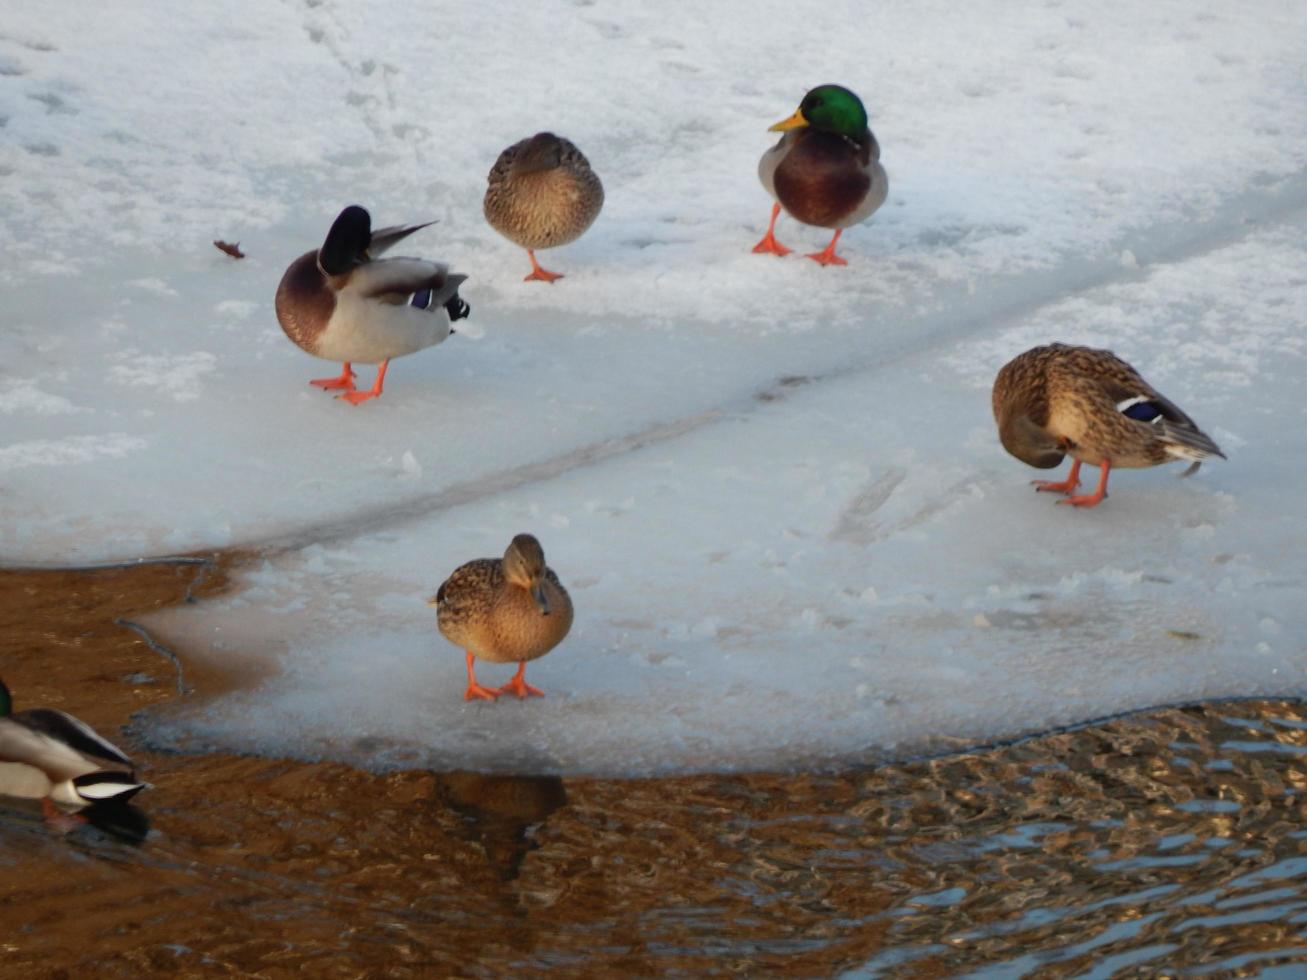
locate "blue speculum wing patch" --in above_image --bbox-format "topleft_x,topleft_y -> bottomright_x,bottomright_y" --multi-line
1121,400 -> 1163,422
410,288 -> 433,310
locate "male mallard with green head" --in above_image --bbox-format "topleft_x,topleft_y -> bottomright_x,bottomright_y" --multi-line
484,132 -> 604,283
0,678 -> 147,827
992,344 -> 1225,508
429,534 -> 573,701
753,84 -> 888,266
275,205 -> 471,405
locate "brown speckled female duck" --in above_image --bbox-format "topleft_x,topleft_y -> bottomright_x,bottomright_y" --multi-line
992,344 -> 1225,508
430,534 -> 573,701
753,84 -> 888,266
275,205 -> 470,405
483,132 -> 604,283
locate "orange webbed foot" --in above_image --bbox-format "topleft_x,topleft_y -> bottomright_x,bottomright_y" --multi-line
336,390 -> 381,406
1032,477 -> 1081,494
464,683 -> 501,702
805,250 -> 848,266
806,230 -> 848,266
334,361 -> 388,405
1033,460 -> 1083,495
525,249 -> 564,283
752,233 -> 792,257
310,364 -> 356,391
752,203 -> 792,256
1053,461 -> 1109,508
497,678 -> 545,699
1057,492 -> 1107,508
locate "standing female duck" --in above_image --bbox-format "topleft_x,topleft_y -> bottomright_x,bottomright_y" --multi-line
484,132 -> 604,283
992,344 -> 1225,508
275,205 -> 470,405
430,534 -> 573,701
753,84 -> 888,266
0,679 -> 147,826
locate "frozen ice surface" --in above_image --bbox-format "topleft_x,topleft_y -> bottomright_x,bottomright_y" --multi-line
143,219 -> 1307,775
2,2 -> 1306,773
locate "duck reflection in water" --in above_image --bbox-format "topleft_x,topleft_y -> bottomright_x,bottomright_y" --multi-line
435,771 -> 567,881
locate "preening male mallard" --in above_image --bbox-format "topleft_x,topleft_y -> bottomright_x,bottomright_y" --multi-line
275,205 -> 470,405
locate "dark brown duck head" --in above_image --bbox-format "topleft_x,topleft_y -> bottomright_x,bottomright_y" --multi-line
317,204 -> 373,276
511,132 -> 565,175
997,411 -> 1067,469
503,533 -> 551,615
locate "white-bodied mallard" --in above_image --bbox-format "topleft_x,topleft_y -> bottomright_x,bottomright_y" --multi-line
275,205 -> 470,404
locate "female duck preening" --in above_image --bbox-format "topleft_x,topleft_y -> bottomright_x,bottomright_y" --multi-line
992,344 -> 1225,508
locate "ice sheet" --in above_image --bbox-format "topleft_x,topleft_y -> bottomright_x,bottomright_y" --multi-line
2,1 -> 1305,773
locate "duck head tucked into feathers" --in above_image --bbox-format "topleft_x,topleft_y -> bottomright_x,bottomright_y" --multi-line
275,205 -> 468,403
992,343 -> 1225,508
510,132 -> 566,175
484,133 -> 604,282
318,204 -> 374,276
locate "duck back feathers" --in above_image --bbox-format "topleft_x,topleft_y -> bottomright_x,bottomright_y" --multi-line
275,206 -> 467,364
994,344 -> 1224,471
484,133 -> 604,251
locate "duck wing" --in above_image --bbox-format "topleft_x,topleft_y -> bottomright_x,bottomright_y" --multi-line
1100,378 -> 1226,462
368,220 -> 436,258
1,710 -> 133,780
352,259 -> 468,308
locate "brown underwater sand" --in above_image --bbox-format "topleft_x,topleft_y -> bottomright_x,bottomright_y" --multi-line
1,558 -> 1305,978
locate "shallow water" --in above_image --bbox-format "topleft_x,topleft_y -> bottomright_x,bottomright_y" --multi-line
0,563 -> 1304,977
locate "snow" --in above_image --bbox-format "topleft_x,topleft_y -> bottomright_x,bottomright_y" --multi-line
2,1 -> 1306,774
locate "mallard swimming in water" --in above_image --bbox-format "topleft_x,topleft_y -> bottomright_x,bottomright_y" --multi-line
0,678 -> 147,825
992,343 -> 1225,507
429,534 -> 573,701
484,132 -> 604,283
753,84 -> 888,266
275,205 -> 471,405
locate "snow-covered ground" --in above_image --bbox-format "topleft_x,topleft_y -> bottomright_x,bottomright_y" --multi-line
3,2 -> 1306,774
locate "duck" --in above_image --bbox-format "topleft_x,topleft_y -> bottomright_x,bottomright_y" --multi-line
0,678 -> 148,825
753,84 -> 889,266
484,132 -> 604,283
992,343 -> 1226,507
275,205 -> 471,405
429,534 -> 573,701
